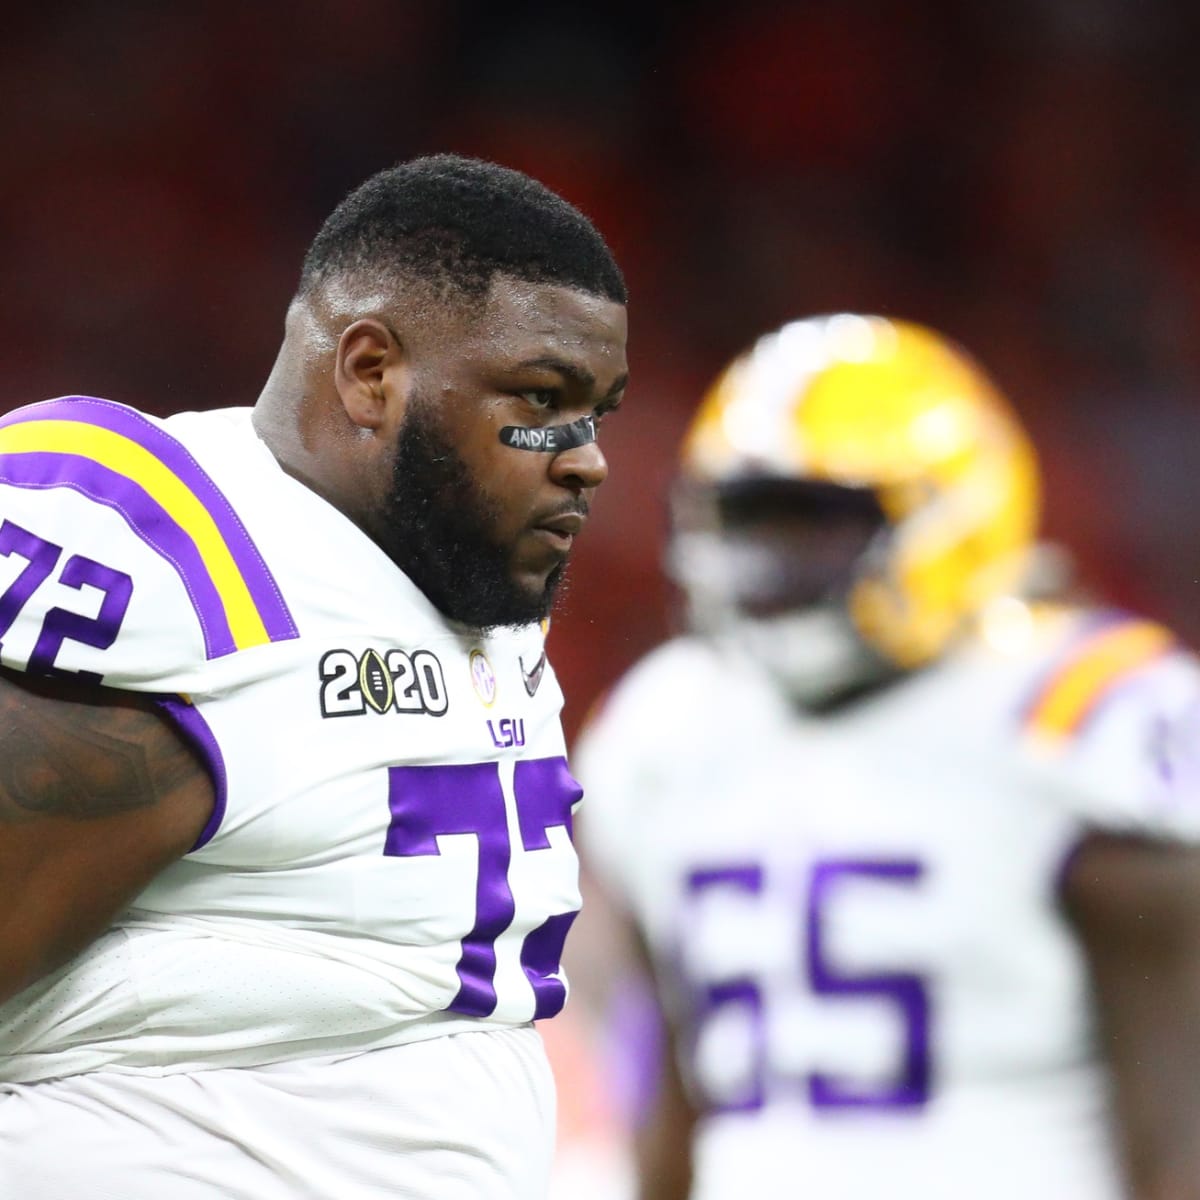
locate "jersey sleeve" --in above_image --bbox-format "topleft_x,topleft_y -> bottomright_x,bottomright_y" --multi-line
1019,616 -> 1200,841
0,396 -> 297,694
1147,691 -> 1200,818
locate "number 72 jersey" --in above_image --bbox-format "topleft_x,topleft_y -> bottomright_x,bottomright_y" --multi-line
575,627 -> 1200,1199
0,397 -> 583,1083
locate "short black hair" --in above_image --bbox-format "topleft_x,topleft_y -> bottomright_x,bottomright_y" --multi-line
298,154 -> 626,306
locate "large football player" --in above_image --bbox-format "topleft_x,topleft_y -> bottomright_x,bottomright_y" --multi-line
574,315 -> 1200,1199
0,155 -> 627,1200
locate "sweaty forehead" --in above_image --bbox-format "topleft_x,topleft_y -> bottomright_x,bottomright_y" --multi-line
463,277 -> 628,380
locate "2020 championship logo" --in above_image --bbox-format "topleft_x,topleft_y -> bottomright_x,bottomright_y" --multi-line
319,647 -> 449,718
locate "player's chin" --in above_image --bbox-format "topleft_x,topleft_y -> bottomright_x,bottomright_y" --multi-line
508,565 -> 555,607
514,534 -> 571,581
509,559 -> 566,612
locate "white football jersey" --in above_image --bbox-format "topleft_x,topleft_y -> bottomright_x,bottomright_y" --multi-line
576,610 -> 1200,1199
0,396 -> 582,1082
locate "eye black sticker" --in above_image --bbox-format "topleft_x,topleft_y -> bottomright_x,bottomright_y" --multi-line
499,415 -> 596,452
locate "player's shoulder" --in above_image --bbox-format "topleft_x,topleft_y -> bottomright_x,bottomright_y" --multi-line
908,600 -> 1196,761
997,602 -> 1200,834
580,634 -> 766,740
0,393 -> 249,455
0,396 -> 264,516
615,633 -> 733,698
0,397 -> 297,688
910,601 -> 1200,837
1006,602 -> 1196,746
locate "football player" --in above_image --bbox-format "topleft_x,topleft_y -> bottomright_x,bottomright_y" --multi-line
0,155 -> 627,1199
574,314 -> 1200,1199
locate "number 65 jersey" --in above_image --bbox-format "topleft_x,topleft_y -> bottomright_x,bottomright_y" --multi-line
575,620 -> 1200,1200
0,396 -> 582,1083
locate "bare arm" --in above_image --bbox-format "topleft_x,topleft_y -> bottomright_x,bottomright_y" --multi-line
633,1010 -> 698,1200
0,666 -> 215,1004
623,922 -> 699,1200
567,857 -> 700,1200
1063,832 -> 1200,1200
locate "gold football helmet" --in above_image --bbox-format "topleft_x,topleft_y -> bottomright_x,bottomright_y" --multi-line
671,314 -> 1041,680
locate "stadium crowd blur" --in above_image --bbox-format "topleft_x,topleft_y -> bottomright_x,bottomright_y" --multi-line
3,0 -> 1200,737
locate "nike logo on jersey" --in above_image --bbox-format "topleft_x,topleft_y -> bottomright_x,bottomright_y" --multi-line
520,650 -> 547,697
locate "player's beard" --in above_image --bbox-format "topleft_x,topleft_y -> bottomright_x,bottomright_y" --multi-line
375,399 -> 565,631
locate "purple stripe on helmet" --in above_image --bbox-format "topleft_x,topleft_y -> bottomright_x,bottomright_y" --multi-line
154,694 -> 228,851
0,397 -> 297,644
0,450 -> 236,658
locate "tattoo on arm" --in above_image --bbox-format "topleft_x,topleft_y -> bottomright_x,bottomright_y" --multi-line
0,683 -> 195,822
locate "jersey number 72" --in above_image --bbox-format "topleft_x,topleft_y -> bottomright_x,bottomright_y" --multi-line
0,518 -> 133,681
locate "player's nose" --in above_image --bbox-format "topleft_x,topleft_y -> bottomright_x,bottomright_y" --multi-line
550,440 -> 608,491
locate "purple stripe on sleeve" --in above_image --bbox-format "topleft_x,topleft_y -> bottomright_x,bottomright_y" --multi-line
0,450 -> 236,658
0,397 -> 297,643
154,694 -> 228,851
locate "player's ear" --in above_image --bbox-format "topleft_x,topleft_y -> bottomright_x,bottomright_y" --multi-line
333,319 -> 408,431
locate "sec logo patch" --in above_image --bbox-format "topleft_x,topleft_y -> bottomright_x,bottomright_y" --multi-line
470,649 -> 497,706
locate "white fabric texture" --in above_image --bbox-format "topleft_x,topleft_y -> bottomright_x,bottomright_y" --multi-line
0,1025 -> 554,1199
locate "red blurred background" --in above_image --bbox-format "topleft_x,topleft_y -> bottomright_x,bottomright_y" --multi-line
3,0 -> 1200,735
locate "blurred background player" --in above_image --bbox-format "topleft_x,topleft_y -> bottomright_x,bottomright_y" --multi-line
573,314 -> 1200,1200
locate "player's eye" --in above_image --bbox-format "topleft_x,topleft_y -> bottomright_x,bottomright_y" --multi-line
516,389 -> 559,411
594,399 -> 621,426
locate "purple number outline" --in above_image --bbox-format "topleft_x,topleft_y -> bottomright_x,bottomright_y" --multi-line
28,555 -> 134,682
384,756 -> 582,1020
807,858 -> 930,1110
0,520 -> 62,643
686,865 -> 767,1113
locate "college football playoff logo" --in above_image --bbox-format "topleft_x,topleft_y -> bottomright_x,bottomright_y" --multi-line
319,647 -> 448,718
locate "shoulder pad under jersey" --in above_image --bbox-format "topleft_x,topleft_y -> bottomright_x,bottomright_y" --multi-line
0,396 -> 298,692
1017,608 -> 1200,837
